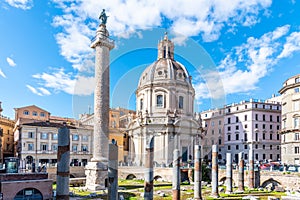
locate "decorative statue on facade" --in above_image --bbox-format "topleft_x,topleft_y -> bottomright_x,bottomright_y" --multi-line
99,9 -> 108,25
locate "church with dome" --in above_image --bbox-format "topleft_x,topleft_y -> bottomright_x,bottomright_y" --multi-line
127,34 -> 203,166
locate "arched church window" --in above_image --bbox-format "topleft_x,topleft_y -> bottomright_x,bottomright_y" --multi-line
140,99 -> 143,110
156,95 -> 163,107
179,96 -> 184,109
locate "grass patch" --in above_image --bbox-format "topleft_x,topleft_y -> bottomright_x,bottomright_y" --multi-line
52,180 -> 287,200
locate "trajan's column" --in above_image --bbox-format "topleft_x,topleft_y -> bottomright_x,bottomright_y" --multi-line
85,9 -> 114,191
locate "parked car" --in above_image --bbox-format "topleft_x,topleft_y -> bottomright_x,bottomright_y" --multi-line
287,165 -> 299,172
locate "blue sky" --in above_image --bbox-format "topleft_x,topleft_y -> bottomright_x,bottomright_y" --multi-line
1,0 -> 300,119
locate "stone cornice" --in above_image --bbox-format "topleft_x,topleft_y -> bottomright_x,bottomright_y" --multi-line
90,38 -> 114,49
0,117 -> 15,127
279,82 -> 300,94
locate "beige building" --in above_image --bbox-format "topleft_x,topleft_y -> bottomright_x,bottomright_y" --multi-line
279,74 -> 300,164
14,105 -> 50,124
15,121 -> 93,167
0,102 -> 15,162
14,105 -> 93,167
79,107 -> 135,163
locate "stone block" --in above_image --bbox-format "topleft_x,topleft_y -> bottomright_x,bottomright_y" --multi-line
274,186 -> 285,192
85,161 -> 108,191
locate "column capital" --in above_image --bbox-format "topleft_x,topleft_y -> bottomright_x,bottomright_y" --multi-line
91,24 -> 114,49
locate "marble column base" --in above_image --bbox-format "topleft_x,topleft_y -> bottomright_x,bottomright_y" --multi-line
85,161 -> 108,191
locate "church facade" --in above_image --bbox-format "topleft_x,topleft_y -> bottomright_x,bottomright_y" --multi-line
127,34 -> 203,166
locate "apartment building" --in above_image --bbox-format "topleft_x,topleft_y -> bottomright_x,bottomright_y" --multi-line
279,74 -> 300,164
201,99 -> 281,163
13,105 -> 93,167
224,99 -> 281,163
15,121 -> 93,166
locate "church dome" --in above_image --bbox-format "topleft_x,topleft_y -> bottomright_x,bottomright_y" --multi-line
138,34 -> 192,88
135,34 -> 195,117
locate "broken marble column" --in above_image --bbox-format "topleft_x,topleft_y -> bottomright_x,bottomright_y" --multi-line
249,146 -> 255,189
255,164 -> 261,188
56,125 -> 70,200
225,153 -> 233,194
194,145 -> 202,200
108,143 -> 118,200
172,149 -> 181,200
144,136 -> 154,200
211,144 -> 219,198
238,152 -> 245,192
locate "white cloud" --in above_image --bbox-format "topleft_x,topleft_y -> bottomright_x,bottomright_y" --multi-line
32,68 -> 95,96
5,0 -> 33,10
26,85 -> 51,96
6,57 -> 16,67
194,25 -> 299,99
0,69 -> 6,78
50,0 -> 272,72
26,85 -> 43,96
278,32 -> 300,59
33,1 -> 300,100
52,14 -> 94,72
272,25 -> 290,40
38,87 -> 51,96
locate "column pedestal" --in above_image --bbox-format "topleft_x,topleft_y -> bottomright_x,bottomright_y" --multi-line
85,161 -> 108,191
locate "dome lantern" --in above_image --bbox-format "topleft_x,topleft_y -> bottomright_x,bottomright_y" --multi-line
157,32 -> 174,60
